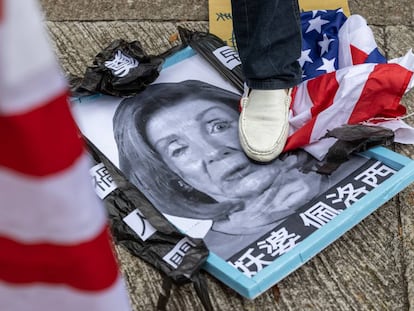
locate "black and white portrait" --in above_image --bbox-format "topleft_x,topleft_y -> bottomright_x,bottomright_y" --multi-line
112,79 -> 368,259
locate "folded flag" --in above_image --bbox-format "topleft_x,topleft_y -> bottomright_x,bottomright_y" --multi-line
285,10 -> 414,159
0,1 -> 131,310
287,55 -> 414,159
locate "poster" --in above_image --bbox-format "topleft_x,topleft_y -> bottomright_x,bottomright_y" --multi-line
72,46 -> 414,298
208,0 -> 351,49
73,49 -> 369,259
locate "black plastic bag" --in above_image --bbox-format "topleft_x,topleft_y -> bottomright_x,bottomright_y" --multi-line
71,39 -> 164,97
317,124 -> 395,174
85,138 -> 213,311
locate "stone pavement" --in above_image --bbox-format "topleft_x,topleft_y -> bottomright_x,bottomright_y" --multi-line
40,0 -> 414,310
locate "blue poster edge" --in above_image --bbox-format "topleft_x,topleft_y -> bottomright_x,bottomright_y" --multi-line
203,146 -> 414,299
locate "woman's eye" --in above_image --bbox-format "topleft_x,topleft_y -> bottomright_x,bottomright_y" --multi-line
167,140 -> 187,158
170,146 -> 187,157
210,121 -> 230,133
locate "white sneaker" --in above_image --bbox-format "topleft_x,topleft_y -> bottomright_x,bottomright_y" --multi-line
239,88 -> 292,162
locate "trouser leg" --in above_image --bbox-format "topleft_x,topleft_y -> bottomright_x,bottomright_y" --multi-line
231,0 -> 302,89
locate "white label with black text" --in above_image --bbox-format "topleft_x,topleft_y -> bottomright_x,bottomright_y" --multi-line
90,163 -> 118,199
212,46 -> 241,70
123,209 -> 157,241
162,237 -> 196,269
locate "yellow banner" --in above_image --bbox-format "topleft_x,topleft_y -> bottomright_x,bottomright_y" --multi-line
299,0 -> 350,14
209,0 -> 350,49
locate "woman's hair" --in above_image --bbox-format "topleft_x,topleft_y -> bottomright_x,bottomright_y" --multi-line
113,80 -> 241,220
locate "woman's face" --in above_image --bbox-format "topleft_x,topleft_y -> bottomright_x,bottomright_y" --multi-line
146,97 -> 283,202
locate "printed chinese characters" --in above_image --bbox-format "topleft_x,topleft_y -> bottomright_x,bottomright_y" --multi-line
104,50 -> 139,77
257,227 -> 301,257
90,163 -> 118,199
163,237 -> 196,269
216,12 -> 232,21
123,209 -> 157,241
228,160 -> 397,277
229,248 -> 273,278
212,46 -> 241,70
300,202 -> 342,229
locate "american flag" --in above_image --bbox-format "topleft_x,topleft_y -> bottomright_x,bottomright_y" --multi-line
0,1 -> 131,310
283,10 -> 414,159
299,9 -> 386,80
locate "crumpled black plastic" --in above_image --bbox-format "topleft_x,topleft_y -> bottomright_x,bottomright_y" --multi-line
317,124 -> 395,174
70,39 -> 164,97
178,27 -> 244,93
84,138 -> 213,311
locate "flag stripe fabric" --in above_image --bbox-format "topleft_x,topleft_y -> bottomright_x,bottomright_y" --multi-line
350,45 -> 369,65
0,156 -> 107,243
347,63 -> 410,123
0,64 -> 68,115
285,61 -> 414,159
0,226 -> 118,290
0,92 -> 84,176
307,72 -> 340,116
340,15 -> 383,66
0,1 -> 67,115
286,66 -> 370,152
302,72 -> 340,147
0,0 -> 131,310
0,278 -> 130,311
283,9 -> 414,160
287,71 -> 340,150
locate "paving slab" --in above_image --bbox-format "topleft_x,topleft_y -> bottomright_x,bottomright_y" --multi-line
349,0 -> 414,26
40,0 -> 414,27
40,0 -> 209,21
396,155 -> 414,311
386,26 -> 414,59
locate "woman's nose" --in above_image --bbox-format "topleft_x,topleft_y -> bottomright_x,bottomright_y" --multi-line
206,147 -> 233,164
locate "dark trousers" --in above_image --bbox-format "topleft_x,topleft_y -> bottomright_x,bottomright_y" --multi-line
231,0 -> 302,89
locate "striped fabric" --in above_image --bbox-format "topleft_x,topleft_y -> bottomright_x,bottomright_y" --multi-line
285,11 -> 414,160
286,59 -> 414,159
0,1 -> 131,310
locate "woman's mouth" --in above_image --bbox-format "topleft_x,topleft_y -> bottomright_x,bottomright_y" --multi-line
222,163 -> 252,181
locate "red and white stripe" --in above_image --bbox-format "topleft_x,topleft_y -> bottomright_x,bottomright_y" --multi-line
0,1 -> 131,310
337,14 -> 380,67
286,56 -> 414,160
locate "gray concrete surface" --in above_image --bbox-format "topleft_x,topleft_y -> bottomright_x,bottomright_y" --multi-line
40,0 -> 414,310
